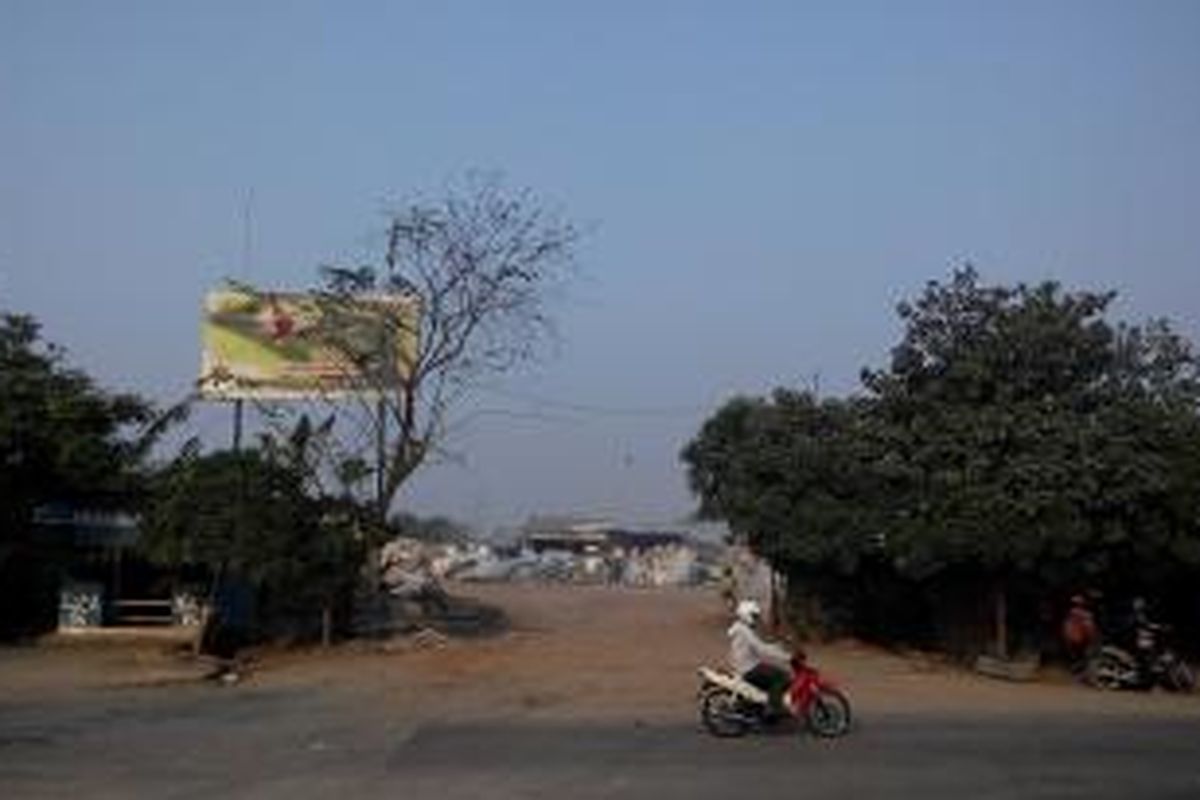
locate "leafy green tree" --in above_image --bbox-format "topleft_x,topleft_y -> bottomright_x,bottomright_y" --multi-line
681,395 -> 766,533
683,391 -> 884,575
864,269 -> 1200,653
683,268 -> 1200,653
0,313 -> 162,636
683,390 -> 903,636
140,447 -> 369,643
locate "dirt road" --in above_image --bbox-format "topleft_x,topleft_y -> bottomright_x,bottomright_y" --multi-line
3,584 -> 1200,799
6,582 -> 1199,722
244,581 -> 1200,723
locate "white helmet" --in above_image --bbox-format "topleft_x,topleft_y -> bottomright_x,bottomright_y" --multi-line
735,599 -> 762,625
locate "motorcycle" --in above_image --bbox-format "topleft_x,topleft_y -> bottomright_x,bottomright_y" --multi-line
697,652 -> 852,738
1086,624 -> 1195,692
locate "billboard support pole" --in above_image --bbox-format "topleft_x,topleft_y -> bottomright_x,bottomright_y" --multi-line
232,398 -> 245,452
375,395 -> 387,524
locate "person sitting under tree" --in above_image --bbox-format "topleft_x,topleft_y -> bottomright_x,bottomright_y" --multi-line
1061,593 -> 1098,674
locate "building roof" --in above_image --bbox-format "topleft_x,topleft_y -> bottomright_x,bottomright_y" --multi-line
522,515 -> 614,536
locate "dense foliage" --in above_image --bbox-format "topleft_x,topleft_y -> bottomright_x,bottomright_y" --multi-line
1,314 -> 155,522
0,310 -> 373,642
683,270 -> 1200,653
137,418 -> 476,643
0,313 -> 158,636
139,440 -> 376,643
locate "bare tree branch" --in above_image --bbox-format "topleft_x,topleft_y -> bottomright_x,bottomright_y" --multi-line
244,174 -> 580,520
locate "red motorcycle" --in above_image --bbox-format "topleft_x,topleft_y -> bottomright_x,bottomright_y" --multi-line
697,652 -> 852,738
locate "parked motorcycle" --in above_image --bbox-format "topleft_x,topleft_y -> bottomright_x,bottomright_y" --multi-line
1087,624 -> 1195,692
697,652 -> 852,738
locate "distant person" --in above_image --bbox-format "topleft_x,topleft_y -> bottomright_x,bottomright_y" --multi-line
1061,594 -> 1097,673
1123,596 -> 1160,674
1130,596 -> 1153,630
718,565 -> 736,610
728,599 -> 792,715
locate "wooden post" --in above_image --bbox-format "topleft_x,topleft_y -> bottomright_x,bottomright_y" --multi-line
111,545 -> 122,611
375,395 -> 386,523
994,582 -> 1008,660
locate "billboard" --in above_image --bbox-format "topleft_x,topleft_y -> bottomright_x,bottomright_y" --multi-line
199,288 -> 419,400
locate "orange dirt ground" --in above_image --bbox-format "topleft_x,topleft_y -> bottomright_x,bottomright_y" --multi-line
4,582 -> 1198,725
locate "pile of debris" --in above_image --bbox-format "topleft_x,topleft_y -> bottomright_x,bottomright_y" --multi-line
353,538 -> 506,639
449,543 -> 717,587
372,532 -> 723,593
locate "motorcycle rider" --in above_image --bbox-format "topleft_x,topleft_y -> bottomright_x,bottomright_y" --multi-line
728,599 -> 792,716
1125,597 -> 1160,682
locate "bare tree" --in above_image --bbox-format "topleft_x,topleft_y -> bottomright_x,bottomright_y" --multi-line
298,174 -> 580,520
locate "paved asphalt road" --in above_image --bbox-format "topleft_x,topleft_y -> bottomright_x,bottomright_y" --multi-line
2,684 -> 1199,799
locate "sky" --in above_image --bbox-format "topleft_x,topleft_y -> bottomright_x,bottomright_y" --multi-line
3,1 -> 1199,533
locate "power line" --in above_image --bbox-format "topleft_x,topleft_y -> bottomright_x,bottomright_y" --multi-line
477,385 -> 710,419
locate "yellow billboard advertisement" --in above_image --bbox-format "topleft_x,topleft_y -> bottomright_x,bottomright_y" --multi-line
199,288 -> 419,400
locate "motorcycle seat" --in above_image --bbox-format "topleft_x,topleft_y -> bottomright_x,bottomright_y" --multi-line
697,666 -> 770,705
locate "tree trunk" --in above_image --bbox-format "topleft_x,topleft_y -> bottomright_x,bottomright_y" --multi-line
321,605 -> 332,648
993,582 -> 1008,660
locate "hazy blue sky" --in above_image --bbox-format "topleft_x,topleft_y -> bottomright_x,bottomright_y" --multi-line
3,1 -> 1199,532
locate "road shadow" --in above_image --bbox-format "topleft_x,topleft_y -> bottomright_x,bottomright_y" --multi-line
387,715 -> 1200,799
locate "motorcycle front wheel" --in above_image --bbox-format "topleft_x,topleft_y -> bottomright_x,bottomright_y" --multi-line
805,688 -> 852,738
699,687 -> 750,738
1087,652 -> 1129,690
1163,659 -> 1196,693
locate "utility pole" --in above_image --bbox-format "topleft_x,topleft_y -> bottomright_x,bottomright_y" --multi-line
232,398 -> 244,452
375,395 -> 387,524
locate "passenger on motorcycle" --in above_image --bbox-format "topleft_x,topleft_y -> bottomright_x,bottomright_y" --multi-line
728,600 -> 792,715
1124,597 -> 1160,674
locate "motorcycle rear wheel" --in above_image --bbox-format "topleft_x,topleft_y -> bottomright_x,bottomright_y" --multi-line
805,688 -> 852,738
699,687 -> 750,738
